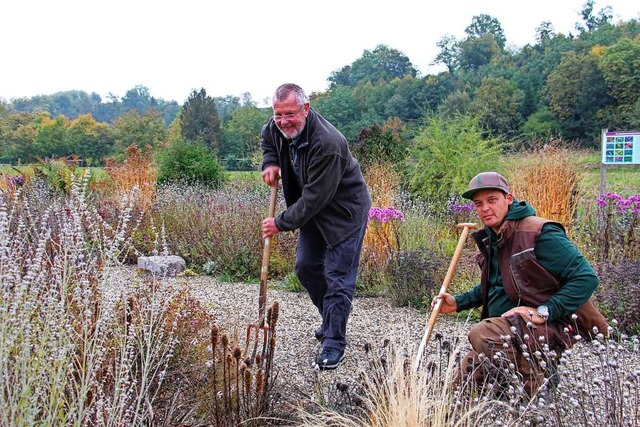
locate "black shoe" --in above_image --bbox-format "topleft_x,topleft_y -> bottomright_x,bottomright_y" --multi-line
315,347 -> 345,370
314,326 -> 323,341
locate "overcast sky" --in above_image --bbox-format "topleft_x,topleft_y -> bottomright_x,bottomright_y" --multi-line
1,0 -> 638,106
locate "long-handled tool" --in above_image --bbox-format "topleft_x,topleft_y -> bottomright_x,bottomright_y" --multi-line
245,178 -> 279,360
258,179 -> 279,326
413,222 -> 478,371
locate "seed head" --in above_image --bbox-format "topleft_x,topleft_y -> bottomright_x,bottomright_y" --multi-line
211,324 -> 219,349
233,346 -> 242,361
244,368 -> 252,392
269,301 -> 280,327
221,333 -> 229,348
256,368 -> 265,396
336,382 -> 349,392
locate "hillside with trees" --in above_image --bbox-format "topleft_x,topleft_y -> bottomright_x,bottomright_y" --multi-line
0,0 -> 638,169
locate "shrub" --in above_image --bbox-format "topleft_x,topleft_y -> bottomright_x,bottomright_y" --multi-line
32,156 -> 78,193
359,163 -> 403,294
151,180 -> 296,281
385,248 -> 447,308
406,114 -> 502,203
577,192 -> 640,263
103,144 -> 157,212
156,137 -> 225,187
0,173 -> 174,425
351,118 -> 407,168
593,259 -> 640,335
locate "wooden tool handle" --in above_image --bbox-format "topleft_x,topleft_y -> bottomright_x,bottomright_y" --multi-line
258,179 -> 279,326
413,222 -> 478,371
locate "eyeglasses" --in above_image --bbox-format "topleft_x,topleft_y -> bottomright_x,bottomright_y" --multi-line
273,105 -> 303,121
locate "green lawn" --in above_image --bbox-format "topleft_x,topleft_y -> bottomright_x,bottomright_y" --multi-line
579,151 -> 640,198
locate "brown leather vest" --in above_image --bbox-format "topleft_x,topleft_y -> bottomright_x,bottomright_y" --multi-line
473,216 -> 608,340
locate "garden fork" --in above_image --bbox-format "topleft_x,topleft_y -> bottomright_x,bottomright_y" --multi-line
245,178 -> 279,361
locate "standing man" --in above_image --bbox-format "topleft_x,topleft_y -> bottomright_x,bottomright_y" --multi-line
433,172 -> 607,395
260,83 -> 371,370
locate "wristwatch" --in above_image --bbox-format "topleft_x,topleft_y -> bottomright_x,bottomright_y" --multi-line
537,305 -> 550,320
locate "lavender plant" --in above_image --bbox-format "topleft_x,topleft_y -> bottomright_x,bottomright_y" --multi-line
358,206 -> 407,295
151,180 -> 296,281
578,192 -> 640,262
599,192 -> 640,260
0,171 -> 213,425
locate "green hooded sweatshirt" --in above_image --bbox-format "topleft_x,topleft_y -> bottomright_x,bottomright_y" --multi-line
454,199 -> 599,321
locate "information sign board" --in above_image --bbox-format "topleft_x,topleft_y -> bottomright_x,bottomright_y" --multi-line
602,130 -> 640,164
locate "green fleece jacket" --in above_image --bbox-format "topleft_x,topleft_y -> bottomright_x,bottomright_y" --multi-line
454,200 -> 599,322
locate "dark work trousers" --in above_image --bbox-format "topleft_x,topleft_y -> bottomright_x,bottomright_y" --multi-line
295,219 -> 368,351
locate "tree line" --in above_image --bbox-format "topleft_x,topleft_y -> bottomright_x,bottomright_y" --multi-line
0,0 -> 638,170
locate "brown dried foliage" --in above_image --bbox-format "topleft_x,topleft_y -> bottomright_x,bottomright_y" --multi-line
505,144 -> 584,231
103,145 -> 157,212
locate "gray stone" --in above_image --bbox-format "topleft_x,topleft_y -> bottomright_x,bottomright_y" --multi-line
137,255 -> 186,277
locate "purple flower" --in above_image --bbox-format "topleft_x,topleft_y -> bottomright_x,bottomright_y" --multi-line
596,192 -> 640,215
7,175 -> 24,187
368,206 -> 405,223
450,202 -> 475,215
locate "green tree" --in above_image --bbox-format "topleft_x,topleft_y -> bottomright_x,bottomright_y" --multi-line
0,112 -> 42,163
328,65 -> 352,88
439,90 -> 473,117
546,50 -> 612,141
65,114 -> 114,164
121,85 -> 158,113
180,88 -> 222,154
599,38 -> 640,110
50,91 -> 102,119
328,45 -> 417,87
458,34 -> 502,70
382,75 -> 432,121
434,35 -> 460,74
406,114 -> 503,202
221,105 -> 270,168
312,86 -> 363,141
464,14 -> 506,50
216,95 -> 242,121
351,117 -> 407,168
576,0 -> 612,33
33,115 -> 68,159
112,109 -> 167,152
596,38 -> 640,130
473,77 -> 525,138
535,22 -> 556,45
521,107 -> 561,139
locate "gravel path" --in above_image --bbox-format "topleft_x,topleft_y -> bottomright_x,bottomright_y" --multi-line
182,272 -> 472,408
108,266 -> 470,406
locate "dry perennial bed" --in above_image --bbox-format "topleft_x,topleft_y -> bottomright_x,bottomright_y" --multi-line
179,272 -> 471,404
112,267 -> 640,423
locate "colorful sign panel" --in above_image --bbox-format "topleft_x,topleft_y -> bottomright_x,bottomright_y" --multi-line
602,130 -> 640,165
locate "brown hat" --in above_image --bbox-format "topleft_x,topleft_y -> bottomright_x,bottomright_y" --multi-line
462,172 -> 511,199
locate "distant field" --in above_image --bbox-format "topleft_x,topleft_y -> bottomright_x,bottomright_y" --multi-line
578,151 -> 640,198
